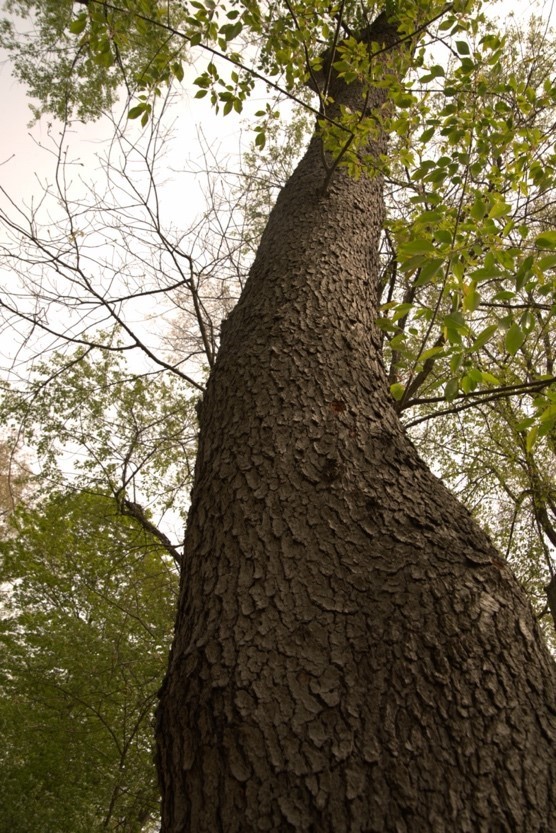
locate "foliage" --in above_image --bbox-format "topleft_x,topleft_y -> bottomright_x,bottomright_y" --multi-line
380,14 -> 556,431
0,489 -> 177,833
1,0 -> 190,120
0,345 -> 197,546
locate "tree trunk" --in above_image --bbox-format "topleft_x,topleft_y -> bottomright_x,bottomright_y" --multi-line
156,14 -> 556,833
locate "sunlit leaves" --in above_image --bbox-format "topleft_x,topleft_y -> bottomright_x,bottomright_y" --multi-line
1,0 -> 191,120
470,324 -> 497,352
536,230 -> 556,250
505,321 -> 526,356
68,11 -> 87,35
192,60 -> 254,115
376,10 -> 556,426
390,381 -> 405,401
128,98 -> 152,126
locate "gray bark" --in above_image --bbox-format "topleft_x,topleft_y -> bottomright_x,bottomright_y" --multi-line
156,13 -> 556,833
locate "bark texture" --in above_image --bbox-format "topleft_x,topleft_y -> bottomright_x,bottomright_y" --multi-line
156,14 -> 556,833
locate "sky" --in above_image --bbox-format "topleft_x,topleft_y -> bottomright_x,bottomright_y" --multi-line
0,50 -> 243,222
0,34 -> 258,376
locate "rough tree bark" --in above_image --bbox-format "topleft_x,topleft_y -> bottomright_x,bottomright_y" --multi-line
156,12 -> 556,833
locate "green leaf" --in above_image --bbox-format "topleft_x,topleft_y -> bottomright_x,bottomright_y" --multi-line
173,62 -> 184,82
539,254 -> 556,270
452,259 -> 465,281
493,289 -> 515,301
419,346 -> 445,362
444,377 -> 459,400
128,103 -> 147,119
461,374 -> 477,394
389,333 -> 407,350
539,402 -> 556,424
429,64 -> 445,77
526,425 -> 538,452
470,324 -> 498,352
434,229 -> 452,245
466,368 -> 483,383
439,16 -> 456,31
219,21 -> 243,40
391,302 -> 413,322
456,40 -> 470,55
470,196 -> 487,220
415,258 -> 443,286
535,230 -> 556,249
68,13 -> 88,35
481,371 -> 500,385
516,416 -> 535,431
462,283 -> 481,312
489,199 -> 511,219
96,47 -> 114,68
390,382 -> 405,401
419,126 -> 435,142
400,238 -> 436,256
505,322 -> 525,355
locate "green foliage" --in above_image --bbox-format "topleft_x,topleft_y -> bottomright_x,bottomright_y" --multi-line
379,15 -> 556,436
0,489 -> 177,832
1,0 -> 190,120
0,344 -> 197,521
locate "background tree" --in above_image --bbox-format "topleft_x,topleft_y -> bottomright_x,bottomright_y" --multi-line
0,437 -> 30,526
0,346 -> 198,560
0,489 -> 177,833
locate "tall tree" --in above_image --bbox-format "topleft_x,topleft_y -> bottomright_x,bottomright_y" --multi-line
155,10 -> 556,833
2,1 -> 556,830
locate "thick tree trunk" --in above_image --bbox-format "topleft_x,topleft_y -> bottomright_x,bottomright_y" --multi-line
156,15 -> 556,833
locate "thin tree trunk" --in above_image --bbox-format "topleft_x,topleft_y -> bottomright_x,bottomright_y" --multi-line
156,13 -> 556,833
